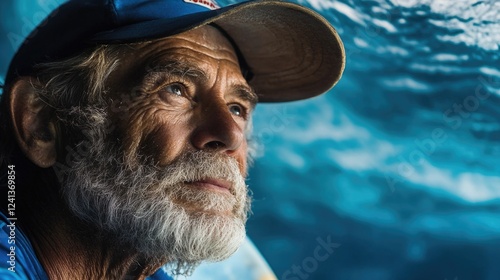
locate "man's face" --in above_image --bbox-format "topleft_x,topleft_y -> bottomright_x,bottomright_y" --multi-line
107,25 -> 256,173
57,25 -> 254,270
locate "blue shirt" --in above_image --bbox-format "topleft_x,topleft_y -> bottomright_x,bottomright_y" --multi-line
0,211 -> 172,280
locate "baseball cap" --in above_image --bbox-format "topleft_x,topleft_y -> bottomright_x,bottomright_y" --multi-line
5,0 -> 345,102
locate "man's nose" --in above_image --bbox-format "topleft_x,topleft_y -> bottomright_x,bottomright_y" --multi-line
191,102 -> 245,154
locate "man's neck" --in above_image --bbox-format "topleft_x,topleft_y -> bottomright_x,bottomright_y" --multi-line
18,169 -> 165,280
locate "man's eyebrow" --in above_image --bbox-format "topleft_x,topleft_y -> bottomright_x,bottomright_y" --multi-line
143,60 -> 208,83
142,60 -> 259,106
233,85 -> 258,109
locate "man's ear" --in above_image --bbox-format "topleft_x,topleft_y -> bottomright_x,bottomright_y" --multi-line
9,77 -> 57,168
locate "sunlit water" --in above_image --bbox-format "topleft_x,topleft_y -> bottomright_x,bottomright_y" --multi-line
1,0 -> 500,279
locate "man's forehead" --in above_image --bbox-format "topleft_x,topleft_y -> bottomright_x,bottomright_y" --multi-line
104,26 -> 240,84
103,26 -> 255,99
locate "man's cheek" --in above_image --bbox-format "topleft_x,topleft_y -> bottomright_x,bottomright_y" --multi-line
137,124 -> 188,166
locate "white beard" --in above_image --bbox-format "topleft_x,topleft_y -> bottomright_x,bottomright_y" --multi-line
56,107 -> 250,272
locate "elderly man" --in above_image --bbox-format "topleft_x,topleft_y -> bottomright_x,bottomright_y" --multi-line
0,0 -> 344,279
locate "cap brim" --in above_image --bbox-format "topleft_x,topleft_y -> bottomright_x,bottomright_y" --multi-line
92,0 -> 345,103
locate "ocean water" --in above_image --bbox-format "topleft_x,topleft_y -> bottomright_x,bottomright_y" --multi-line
1,0 -> 500,279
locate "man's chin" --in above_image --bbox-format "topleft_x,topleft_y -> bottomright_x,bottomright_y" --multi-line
178,204 -> 237,217
138,210 -> 247,265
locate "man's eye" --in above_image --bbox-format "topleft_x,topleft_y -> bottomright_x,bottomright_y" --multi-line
163,83 -> 184,96
229,104 -> 245,117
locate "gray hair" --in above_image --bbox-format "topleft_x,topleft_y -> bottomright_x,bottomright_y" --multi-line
0,45 -> 121,169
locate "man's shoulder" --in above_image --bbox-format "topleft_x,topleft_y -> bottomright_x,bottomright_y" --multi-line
0,211 -> 49,280
0,211 -> 174,280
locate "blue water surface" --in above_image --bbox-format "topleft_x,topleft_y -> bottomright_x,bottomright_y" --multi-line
1,0 -> 500,279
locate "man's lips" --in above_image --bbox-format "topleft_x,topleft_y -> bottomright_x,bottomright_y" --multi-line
185,178 -> 232,194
